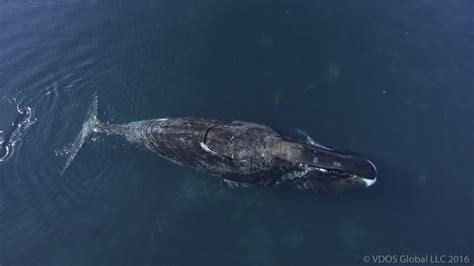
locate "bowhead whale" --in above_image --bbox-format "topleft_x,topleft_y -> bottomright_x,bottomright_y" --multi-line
63,94 -> 377,194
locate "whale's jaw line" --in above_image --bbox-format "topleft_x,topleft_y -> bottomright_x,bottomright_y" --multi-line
362,176 -> 377,187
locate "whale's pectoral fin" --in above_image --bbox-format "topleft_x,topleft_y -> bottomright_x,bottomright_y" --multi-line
295,128 -> 318,146
220,179 -> 253,189
295,128 -> 335,151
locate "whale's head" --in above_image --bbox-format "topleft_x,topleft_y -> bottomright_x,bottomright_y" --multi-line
274,141 -> 377,194
303,155 -> 377,194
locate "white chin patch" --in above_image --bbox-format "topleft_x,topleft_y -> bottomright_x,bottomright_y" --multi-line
362,176 -> 377,187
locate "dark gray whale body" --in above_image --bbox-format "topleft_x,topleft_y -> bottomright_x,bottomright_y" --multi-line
65,95 -> 377,194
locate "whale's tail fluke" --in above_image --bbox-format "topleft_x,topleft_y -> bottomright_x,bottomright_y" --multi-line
61,93 -> 100,174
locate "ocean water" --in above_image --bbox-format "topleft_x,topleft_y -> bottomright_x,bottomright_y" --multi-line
0,1 -> 472,265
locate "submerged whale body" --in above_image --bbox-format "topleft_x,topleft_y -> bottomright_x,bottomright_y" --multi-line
64,95 -> 377,194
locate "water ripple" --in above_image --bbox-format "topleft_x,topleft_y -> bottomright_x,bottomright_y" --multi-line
0,98 -> 35,162
0,7 -> 131,252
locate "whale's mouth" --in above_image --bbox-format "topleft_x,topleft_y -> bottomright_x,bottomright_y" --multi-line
356,159 -> 377,187
362,176 -> 377,187
361,159 -> 377,187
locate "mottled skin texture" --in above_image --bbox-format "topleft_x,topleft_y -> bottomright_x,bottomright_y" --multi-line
95,117 -> 377,194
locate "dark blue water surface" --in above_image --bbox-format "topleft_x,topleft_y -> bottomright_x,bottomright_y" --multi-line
0,1 -> 473,265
